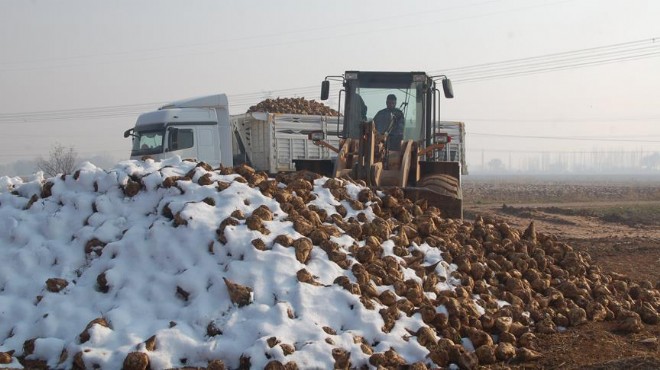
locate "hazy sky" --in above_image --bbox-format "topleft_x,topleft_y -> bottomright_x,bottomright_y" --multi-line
1,0 -> 659,173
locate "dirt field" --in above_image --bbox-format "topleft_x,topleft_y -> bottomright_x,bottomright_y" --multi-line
463,175 -> 660,369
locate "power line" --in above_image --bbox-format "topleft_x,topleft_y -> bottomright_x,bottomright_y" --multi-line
2,37 -> 660,124
455,51 -> 660,83
440,38 -> 660,82
435,38 -> 658,74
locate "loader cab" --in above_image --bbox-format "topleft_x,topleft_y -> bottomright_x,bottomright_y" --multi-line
322,71 -> 453,151
311,70 -> 463,219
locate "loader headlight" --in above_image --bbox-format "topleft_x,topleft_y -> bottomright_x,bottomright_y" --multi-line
434,132 -> 451,144
308,131 -> 325,141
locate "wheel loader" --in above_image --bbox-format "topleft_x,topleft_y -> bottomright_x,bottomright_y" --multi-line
294,71 -> 463,219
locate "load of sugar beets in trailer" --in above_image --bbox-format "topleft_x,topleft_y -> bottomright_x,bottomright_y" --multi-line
0,156 -> 658,370
246,97 -> 341,116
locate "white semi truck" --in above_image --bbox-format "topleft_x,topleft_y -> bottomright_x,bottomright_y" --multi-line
123,94 -> 342,173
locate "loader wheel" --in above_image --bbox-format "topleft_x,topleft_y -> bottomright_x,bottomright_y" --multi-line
417,174 -> 460,198
412,173 -> 463,219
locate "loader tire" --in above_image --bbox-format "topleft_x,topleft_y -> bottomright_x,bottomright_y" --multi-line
418,174 -> 460,199
410,174 -> 463,219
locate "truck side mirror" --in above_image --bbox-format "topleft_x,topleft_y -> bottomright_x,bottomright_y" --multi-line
442,79 -> 454,99
320,80 -> 330,100
123,129 -> 133,138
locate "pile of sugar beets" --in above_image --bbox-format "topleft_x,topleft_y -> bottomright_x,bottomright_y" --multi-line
5,162 -> 659,370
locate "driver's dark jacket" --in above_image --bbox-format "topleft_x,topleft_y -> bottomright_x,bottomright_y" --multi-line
373,107 -> 404,149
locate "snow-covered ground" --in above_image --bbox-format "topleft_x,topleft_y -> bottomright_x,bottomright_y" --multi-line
0,157 -> 465,369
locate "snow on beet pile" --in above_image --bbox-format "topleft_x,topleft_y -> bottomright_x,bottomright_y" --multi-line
0,157 -> 658,370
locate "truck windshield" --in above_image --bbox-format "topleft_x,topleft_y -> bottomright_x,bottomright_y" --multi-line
131,129 -> 165,156
344,77 -> 424,142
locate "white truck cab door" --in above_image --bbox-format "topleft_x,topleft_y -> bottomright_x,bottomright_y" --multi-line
196,126 -> 219,165
166,127 -> 197,159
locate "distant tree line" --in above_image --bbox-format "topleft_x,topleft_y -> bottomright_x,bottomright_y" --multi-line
476,150 -> 660,174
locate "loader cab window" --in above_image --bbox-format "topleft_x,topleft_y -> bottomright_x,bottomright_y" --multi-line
344,75 -> 423,142
131,129 -> 164,155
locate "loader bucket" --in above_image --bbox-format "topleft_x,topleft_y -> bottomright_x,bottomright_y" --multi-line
404,185 -> 463,219
373,181 -> 462,220
406,161 -> 463,219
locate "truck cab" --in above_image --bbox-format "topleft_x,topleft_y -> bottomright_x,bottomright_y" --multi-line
124,94 -> 233,167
